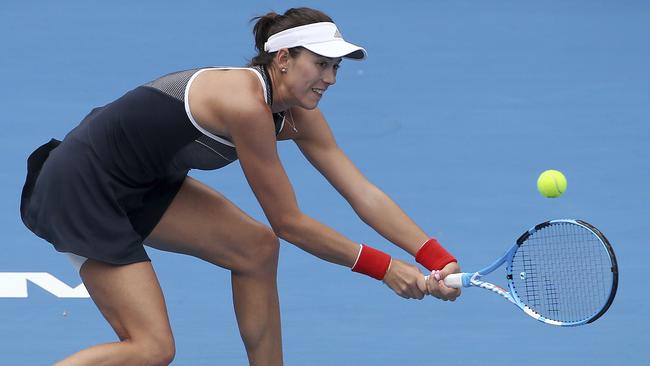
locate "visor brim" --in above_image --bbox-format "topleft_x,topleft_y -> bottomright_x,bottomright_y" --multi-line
303,40 -> 367,60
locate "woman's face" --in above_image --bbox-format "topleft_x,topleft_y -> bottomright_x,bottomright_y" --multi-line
284,50 -> 341,110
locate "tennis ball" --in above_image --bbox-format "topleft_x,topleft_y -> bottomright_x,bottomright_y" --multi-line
537,170 -> 567,198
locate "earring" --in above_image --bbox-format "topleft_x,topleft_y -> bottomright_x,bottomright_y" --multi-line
281,67 -> 287,73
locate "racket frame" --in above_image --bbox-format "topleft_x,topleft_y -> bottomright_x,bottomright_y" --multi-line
449,219 -> 618,326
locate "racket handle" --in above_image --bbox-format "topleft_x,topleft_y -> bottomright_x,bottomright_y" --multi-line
424,273 -> 472,288
443,273 -> 466,288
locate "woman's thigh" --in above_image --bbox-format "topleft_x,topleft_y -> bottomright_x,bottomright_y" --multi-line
145,176 -> 279,272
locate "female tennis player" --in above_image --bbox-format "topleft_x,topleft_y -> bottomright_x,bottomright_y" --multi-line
20,7 -> 460,366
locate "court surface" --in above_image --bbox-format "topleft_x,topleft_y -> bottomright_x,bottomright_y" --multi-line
1,1 -> 648,364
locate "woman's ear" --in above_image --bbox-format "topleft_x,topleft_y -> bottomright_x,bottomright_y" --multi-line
275,48 -> 291,71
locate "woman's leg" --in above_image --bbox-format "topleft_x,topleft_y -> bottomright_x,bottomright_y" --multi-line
146,176 -> 283,366
55,260 -> 175,366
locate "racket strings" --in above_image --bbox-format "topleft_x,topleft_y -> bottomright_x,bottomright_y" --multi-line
510,222 -> 614,323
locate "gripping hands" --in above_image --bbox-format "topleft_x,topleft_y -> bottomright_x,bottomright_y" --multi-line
351,242 -> 461,301
382,260 -> 461,301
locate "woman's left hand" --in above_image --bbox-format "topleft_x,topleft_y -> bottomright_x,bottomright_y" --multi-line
382,259 -> 428,300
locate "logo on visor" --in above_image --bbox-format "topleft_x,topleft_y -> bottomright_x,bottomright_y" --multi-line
334,30 -> 342,38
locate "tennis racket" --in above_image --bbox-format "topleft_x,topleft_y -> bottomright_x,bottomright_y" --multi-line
428,219 -> 618,326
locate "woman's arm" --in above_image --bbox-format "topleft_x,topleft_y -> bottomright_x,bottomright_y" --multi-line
291,107 -> 429,255
291,106 -> 461,300
228,101 -> 358,267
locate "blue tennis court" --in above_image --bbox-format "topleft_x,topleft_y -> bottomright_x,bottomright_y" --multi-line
1,1 -> 648,364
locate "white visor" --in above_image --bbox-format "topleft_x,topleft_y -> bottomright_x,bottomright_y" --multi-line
263,22 -> 367,60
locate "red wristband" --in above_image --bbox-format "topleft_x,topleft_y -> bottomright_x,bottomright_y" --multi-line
415,238 -> 457,271
351,244 -> 392,280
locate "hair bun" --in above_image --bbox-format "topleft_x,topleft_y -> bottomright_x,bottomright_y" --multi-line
252,12 -> 280,53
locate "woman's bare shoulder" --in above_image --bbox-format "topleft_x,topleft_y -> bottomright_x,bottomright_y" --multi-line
188,68 -> 270,133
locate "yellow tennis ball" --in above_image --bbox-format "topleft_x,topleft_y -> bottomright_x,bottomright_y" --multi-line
537,170 -> 567,198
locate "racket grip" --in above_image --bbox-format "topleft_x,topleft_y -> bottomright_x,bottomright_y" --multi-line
424,273 -> 472,288
443,273 -> 467,288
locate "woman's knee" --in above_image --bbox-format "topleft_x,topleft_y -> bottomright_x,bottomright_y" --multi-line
235,226 -> 280,275
134,335 -> 176,366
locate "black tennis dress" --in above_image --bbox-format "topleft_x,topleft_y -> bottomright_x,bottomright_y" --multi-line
20,66 -> 285,265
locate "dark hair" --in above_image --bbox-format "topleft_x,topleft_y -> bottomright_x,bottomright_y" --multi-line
249,7 -> 333,66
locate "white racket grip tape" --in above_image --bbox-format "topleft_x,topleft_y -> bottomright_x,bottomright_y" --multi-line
443,273 -> 464,288
423,273 -> 470,288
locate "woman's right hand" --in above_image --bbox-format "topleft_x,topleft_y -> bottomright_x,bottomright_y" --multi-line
382,259 -> 428,299
424,261 -> 462,301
